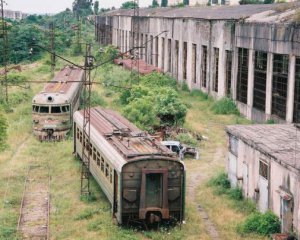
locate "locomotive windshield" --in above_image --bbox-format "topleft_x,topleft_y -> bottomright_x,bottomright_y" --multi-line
32,105 -> 70,114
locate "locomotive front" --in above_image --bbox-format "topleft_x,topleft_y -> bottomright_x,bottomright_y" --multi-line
120,157 -> 185,225
32,94 -> 71,141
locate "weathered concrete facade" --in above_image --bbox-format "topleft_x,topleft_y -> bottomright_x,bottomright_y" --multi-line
1,10 -> 28,20
226,124 -> 300,237
95,4 -> 300,123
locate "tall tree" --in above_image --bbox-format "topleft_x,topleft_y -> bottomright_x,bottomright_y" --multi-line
72,0 -> 93,17
121,1 -> 138,9
94,1 -> 99,15
151,0 -> 159,7
161,0 -> 168,7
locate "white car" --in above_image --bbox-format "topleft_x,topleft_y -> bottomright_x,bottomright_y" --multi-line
161,140 -> 199,160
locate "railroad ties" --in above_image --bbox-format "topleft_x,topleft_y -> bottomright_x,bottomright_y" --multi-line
18,165 -> 50,239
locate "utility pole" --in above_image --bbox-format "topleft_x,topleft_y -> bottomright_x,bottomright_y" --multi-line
0,0 -> 8,103
49,21 -> 55,74
131,0 -> 140,82
80,43 -> 93,196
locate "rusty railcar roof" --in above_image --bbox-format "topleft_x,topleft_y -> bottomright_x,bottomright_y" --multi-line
77,107 -> 177,161
33,66 -> 84,105
44,66 -> 83,93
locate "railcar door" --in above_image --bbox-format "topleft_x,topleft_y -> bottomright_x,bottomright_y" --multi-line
146,173 -> 163,208
113,170 -> 118,216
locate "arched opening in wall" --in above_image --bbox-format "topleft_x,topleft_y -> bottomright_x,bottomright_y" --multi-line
272,54 -> 289,120
168,39 -> 171,73
162,37 -> 165,70
293,57 -> 300,123
192,44 -> 197,84
183,42 -> 187,80
213,47 -> 219,93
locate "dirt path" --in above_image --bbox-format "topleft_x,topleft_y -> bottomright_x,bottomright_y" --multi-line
18,165 -> 50,240
187,148 -> 224,240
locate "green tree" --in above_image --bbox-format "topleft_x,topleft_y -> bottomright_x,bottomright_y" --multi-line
94,1 -> 99,14
121,1 -> 138,9
183,0 -> 189,5
72,0 -> 93,17
161,0 -> 168,7
151,0 -> 159,7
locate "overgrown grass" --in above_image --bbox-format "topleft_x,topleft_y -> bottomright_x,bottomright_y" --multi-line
211,98 -> 240,115
175,133 -> 198,147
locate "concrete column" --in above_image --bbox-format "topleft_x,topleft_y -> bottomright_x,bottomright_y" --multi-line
286,55 -> 296,123
265,53 -> 274,119
247,49 -> 255,119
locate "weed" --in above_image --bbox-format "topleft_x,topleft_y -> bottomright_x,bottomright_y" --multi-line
87,219 -> 103,232
90,91 -> 107,107
189,89 -> 211,101
0,226 -> 16,239
175,133 -> 198,147
237,211 -> 280,236
265,119 -> 275,124
234,199 -> 257,214
208,171 -> 231,189
80,193 -> 97,202
74,208 -> 100,220
181,82 -> 190,92
211,97 -> 240,115
228,187 -> 243,201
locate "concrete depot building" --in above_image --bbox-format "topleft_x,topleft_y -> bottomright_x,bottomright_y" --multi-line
95,3 -> 300,124
226,124 -> 300,236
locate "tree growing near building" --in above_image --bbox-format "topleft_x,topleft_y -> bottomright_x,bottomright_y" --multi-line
94,1 -> 99,14
121,1 -> 138,9
161,0 -> 168,7
151,0 -> 159,8
72,0 -> 93,17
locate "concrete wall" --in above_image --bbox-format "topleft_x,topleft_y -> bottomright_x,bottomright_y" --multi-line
227,136 -> 300,236
95,15 -> 300,124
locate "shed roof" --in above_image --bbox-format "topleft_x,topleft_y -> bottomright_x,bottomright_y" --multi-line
101,3 -> 300,21
226,124 -> 300,170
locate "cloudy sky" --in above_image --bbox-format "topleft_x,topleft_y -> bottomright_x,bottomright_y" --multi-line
7,0 -> 152,14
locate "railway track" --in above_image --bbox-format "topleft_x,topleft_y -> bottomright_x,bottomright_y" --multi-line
17,165 -> 50,240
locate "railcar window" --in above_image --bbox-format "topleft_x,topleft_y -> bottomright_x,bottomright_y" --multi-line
105,163 -> 109,178
39,106 -> 49,113
79,131 -> 82,143
89,143 -> 92,155
32,105 -> 39,112
93,147 -> 96,161
62,105 -> 70,112
110,169 -> 113,183
51,106 -> 61,113
76,128 -> 79,139
101,157 -> 105,172
97,152 -> 100,166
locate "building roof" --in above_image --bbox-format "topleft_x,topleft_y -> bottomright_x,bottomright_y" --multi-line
226,124 -> 300,170
102,3 -> 300,21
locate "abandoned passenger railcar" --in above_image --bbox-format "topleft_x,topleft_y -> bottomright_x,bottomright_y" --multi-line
32,66 -> 84,141
73,107 -> 185,225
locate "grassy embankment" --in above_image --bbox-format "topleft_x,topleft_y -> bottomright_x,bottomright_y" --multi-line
0,57 -> 266,239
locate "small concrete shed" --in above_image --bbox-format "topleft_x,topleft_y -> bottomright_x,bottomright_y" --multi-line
226,124 -> 300,236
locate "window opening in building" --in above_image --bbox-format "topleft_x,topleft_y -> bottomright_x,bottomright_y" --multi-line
155,37 -> 159,67
150,35 -> 153,65
201,46 -> 207,88
162,37 -> 165,70
272,54 -> 289,119
192,44 -> 197,84
259,160 -> 269,180
213,48 -> 219,92
183,42 -> 187,80
175,40 -> 179,79
226,50 -> 233,97
229,135 -> 238,156
253,51 -> 268,112
145,34 -> 148,62
237,48 -> 248,104
168,39 -> 171,72
294,57 -> 300,123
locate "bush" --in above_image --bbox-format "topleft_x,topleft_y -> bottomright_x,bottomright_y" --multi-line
90,91 -> 107,107
266,119 -> 275,124
175,133 -> 198,147
189,89 -> 211,101
238,211 -> 280,236
209,172 -> 231,189
228,187 -> 243,201
141,72 -> 177,90
211,97 -> 239,115
181,82 -> 190,92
